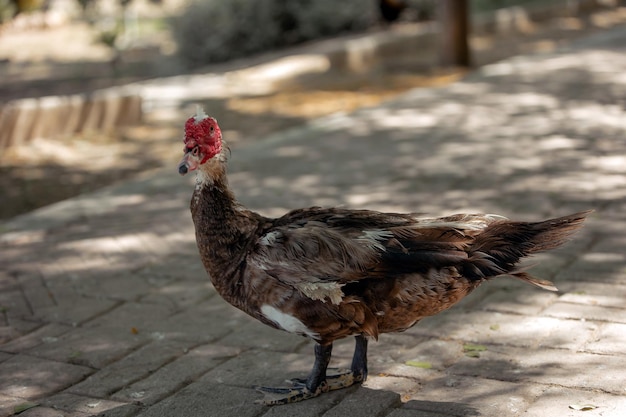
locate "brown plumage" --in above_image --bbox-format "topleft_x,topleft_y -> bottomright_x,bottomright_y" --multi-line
178,110 -> 590,405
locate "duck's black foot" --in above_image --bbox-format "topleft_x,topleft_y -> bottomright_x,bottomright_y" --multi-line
254,369 -> 361,405
254,383 -> 323,405
287,367 -> 364,388
255,336 -> 369,406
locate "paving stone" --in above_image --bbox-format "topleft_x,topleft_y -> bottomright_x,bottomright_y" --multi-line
0,289 -> 32,320
0,270 -> 17,291
0,322 -> 27,345
112,343 -> 242,406
589,233 -> 626,255
403,375 -> 542,417
0,354 -> 92,399
260,389 -> 350,417
28,325 -> 147,368
0,323 -> 73,353
363,375 -> 421,399
146,300 -> 254,344
405,310 -> 597,350
83,301 -> 174,331
42,392 -> 130,416
572,248 -> 626,271
91,403 -> 142,417
555,257 -> 626,285
557,282 -> 626,309
217,319 -> 310,353
201,349 -> 314,389
136,256 -> 207,284
75,273 -> 154,302
321,385 -> 401,417
419,311 -> 512,344
68,339 -> 190,397
375,337 -> 463,375
33,294 -> 119,327
0,395 -> 27,417
477,286 -> 560,316
378,365 -> 444,391
583,322 -> 626,356
16,406 -> 70,417
448,346 -> 626,394
139,280 -> 215,310
135,383 -> 265,417
518,252 -> 573,281
360,330 -> 438,379
386,409 -> 449,417
523,386 -> 626,417
132,231 -> 182,260
542,302 -> 626,324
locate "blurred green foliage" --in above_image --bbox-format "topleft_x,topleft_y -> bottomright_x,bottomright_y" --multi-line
0,0 -> 16,23
172,0 -> 375,66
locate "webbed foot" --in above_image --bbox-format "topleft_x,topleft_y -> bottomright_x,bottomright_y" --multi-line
254,336 -> 369,406
254,369 -> 361,405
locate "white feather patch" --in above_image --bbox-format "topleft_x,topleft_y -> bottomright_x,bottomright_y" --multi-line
358,229 -> 394,252
259,231 -> 282,246
296,281 -> 345,305
195,169 -> 212,186
412,214 -> 508,231
193,170 -> 212,204
261,305 -> 319,339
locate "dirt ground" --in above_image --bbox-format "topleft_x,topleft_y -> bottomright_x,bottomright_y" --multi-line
1,7 -> 625,221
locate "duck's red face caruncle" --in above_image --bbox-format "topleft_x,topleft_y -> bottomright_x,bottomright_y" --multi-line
178,111 -> 222,176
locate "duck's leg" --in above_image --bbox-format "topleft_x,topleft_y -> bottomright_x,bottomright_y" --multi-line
319,334 -> 368,387
255,336 -> 369,405
302,335 -> 367,391
351,334 -> 369,382
292,335 -> 368,387
255,342 -> 333,405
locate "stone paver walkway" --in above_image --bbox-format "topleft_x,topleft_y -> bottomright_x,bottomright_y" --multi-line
1,24 -> 626,417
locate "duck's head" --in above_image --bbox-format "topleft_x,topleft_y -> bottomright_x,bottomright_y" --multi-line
178,107 -> 223,176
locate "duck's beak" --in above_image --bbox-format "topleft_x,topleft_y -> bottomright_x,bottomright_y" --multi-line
178,151 -> 199,176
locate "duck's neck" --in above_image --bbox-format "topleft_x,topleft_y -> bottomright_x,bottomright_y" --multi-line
190,161 -> 261,286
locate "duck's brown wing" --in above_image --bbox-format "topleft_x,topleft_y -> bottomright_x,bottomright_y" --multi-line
248,207 -> 503,304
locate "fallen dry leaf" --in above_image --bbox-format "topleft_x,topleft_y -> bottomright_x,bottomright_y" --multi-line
569,404 -> 598,411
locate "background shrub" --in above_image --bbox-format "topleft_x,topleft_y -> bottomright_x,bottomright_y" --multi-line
173,0 -> 376,67
275,0 -> 374,44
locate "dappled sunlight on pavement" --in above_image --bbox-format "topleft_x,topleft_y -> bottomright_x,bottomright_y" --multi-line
1,21 -> 626,417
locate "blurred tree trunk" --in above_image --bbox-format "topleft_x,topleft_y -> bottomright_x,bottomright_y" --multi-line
438,0 -> 470,67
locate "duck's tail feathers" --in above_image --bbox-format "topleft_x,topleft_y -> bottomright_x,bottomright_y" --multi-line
463,210 -> 592,290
